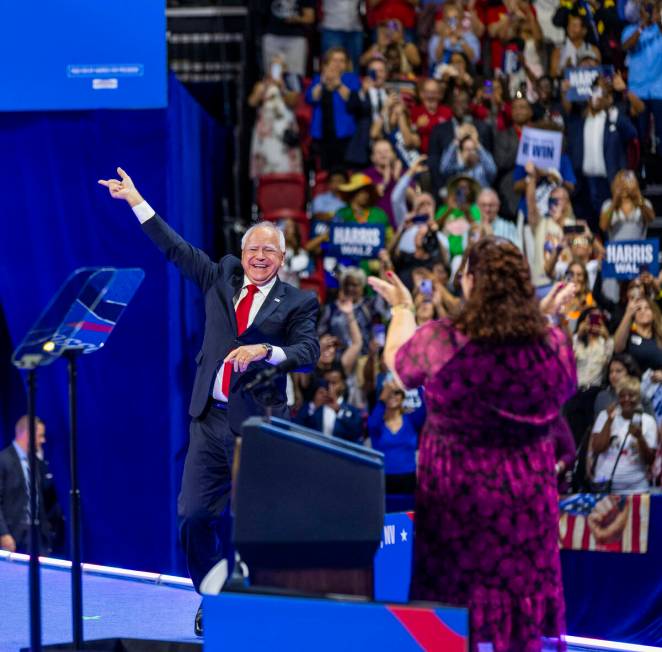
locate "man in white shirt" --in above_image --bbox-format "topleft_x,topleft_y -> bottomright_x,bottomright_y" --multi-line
477,188 -> 522,250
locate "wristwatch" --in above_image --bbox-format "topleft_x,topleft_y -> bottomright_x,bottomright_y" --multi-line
262,343 -> 273,361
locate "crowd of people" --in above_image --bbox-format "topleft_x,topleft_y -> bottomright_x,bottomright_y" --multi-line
250,0 -> 662,502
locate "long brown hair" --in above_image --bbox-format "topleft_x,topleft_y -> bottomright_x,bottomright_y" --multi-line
452,237 -> 548,342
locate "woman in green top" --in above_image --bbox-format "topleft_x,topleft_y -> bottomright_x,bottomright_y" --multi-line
435,174 -> 481,261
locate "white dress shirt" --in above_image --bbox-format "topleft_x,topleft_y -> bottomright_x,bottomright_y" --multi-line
582,111 -> 607,177
322,397 -> 344,437
132,201 -> 287,402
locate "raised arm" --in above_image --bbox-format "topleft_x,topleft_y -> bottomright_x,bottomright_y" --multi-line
337,296 -> 363,376
367,272 -> 417,387
98,168 -> 219,291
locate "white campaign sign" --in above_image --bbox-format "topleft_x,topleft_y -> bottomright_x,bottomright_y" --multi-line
515,127 -> 563,172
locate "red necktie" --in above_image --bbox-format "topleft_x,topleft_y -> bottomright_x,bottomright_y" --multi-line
221,284 -> 259,398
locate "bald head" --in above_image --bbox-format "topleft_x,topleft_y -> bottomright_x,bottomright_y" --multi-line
477,189 -> 500,223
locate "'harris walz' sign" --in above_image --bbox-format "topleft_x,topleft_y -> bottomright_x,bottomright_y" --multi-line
327,223 -> 385,259
564,66 -> 614,102
602,239 -> 659,279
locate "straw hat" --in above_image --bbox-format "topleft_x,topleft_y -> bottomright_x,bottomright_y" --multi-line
338,173 -> 380,204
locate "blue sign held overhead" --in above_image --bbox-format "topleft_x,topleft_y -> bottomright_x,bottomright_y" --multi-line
602,239 -> 660,280
327,223 -> 385,260
564,66 -> 614,102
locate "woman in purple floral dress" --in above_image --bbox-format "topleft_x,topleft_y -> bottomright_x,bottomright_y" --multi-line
368,237 -> 577,652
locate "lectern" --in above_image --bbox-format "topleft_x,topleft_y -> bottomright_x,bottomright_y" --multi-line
233,417 -> 385,598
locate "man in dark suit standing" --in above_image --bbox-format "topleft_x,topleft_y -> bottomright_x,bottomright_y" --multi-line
99,168 -> 320,634
427,86 -> 493,199
0,416 -> 52,554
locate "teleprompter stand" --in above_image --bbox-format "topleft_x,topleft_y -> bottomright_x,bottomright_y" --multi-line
13,267 -> 144,651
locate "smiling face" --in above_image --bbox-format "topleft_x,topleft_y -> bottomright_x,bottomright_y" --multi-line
609,360 -> 627,390
477,189 -> 500,223
385,387 -> 405,410
372,139 -> 395,168
319,335 -> 339,365
618,388 -> 638,416
568,263 -> 587,293
241,226 -> 284,286
635,302 -> 654,328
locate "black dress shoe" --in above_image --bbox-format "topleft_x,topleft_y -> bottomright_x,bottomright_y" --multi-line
194,602 -> 203,637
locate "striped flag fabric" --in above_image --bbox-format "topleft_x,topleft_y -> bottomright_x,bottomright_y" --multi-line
558,493 -> 650,553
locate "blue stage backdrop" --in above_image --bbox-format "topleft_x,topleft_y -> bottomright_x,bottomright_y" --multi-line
0,74 -> 227,575
0,1 -> 167,110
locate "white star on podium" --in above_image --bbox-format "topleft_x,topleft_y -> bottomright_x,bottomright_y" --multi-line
400,529 -> 408,542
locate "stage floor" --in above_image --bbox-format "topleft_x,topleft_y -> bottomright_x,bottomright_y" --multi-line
0,556 -> 200,651
0,555 -> 654,652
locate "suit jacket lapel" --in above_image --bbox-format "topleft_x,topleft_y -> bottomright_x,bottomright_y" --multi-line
222,269 -> 243,333
8,446 -> 28,506
249,278 -> 285,333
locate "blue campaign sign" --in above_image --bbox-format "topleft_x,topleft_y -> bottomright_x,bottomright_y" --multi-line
602,239 -> 660,279
0,1 -> 166,110
564,66 -> 614,102
327,223 -> 385,259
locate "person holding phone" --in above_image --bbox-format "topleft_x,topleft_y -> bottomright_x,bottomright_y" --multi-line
368,380 -> 426,510
614,296 -> 662,373
590,376 -> 658,492
439,127 -> 497,188
410,78 -> 452,153
599,170 -> 654,242
565,308 -> 614,443
565,76 -> 638,231
248,56 -> 303,179
561,261 -> 597,329
360,18 -> 421,73
306,47 -> 361,171
428,3 -> 481,68
545,222 -> 603,292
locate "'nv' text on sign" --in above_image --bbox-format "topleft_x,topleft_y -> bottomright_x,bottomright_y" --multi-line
327,223 -> 385,260
602,239 -> 660,280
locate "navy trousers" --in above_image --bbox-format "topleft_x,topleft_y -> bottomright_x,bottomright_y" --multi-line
178,404 -> 236,592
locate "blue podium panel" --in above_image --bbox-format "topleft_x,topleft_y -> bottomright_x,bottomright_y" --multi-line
374,511 -> 414,603
0,1 -> 166,110
374,505 -> 662,646
204,592 -> 469,652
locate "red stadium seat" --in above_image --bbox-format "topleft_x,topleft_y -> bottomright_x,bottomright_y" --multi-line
299,274 -> 326,303
312,170 -> 329,197
262,208 -> 310,244
257,173 -> 307,214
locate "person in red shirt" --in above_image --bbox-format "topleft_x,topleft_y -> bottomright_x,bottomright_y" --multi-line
410,78 -> 452,153
367,0 -> 419,39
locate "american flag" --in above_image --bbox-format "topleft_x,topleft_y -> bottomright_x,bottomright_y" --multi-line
558,493 -> 650,553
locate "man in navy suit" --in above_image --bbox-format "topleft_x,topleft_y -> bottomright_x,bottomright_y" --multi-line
0,416 -> 52,555
99,168 -> 320,634
296,368 -> 364,443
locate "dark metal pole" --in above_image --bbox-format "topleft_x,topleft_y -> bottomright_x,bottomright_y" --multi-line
27,369 -> 42,652
67,352 -> 83,649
